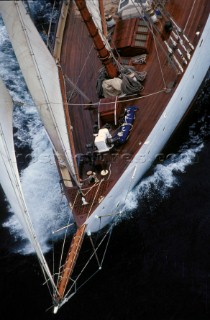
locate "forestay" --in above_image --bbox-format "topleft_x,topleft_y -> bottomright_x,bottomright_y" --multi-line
0,1 -> 77,184
0,77 -> 57,291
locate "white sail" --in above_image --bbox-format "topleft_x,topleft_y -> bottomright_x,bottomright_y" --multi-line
86,0 -> 103,32
86,0 -> 109,47
0,1 -> 77,184
0,77 -> 57,291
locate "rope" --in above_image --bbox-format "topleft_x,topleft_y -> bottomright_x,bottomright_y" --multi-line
121,66 -> 146,95
99,224 -> 113,266
63,223 -> 114,301
51,190 -> 70,284
89,235 -> 101,268
70,89 -> 166,106
59,164 -> 138,306
56,191 -> 78,288
157,2 -> 194,50
130,0 -> 179,74
131,54 -> 147,65
18,88 -> 166,110
183,0 -> 197,41
82,182 -> 99,197
87,179 -> 104,218
152,24 -> 167,89
15,2 -> 79,186
97,65 -> 147,97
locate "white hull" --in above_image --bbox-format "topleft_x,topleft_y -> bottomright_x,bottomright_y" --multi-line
86,14 -> 210,234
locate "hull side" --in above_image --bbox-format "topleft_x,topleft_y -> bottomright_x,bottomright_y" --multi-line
86,14 -> 210,233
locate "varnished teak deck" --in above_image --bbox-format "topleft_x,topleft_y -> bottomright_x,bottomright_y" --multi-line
59,0 -> 210,225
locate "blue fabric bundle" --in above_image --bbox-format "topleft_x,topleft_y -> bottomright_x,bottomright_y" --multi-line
112,106 -> 138,145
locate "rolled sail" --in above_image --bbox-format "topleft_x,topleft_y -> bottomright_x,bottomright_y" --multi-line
0,77 -> 56,291
86,0 -> 103,33
0,0 -> 77,184
86,0 -> 109,47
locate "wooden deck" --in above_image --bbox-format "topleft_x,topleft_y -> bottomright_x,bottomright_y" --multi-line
59,0 -> 210,226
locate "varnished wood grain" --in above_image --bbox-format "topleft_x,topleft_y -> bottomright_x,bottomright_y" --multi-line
59,0 -> 210,226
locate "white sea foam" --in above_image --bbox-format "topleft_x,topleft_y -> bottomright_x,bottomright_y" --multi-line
124,142 -> 204,215
0,17 -> 71,255
0,8 -> 208,255
3,128 -> 71,254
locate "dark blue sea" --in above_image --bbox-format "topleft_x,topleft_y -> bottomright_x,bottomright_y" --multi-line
0,2 -> 210,319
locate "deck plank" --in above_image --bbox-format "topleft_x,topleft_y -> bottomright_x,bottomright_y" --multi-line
59,0 -> 210,225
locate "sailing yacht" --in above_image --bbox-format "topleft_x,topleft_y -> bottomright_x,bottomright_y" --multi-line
0,0 -> 209,313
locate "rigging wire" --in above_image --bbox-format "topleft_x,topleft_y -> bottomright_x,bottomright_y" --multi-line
51,190 -> 71,282
15,88 -> 166,108
0,114 -> 57,296
60,164 -> 137,307
15,1 -> 79,187
53,0 -> 190,302
56,193 -> 78,288
99,223 -> 113,266
183,0 -> 197,33
156,1 -> 194,50
89,235 -> 101,269
9,0 -> 194,306
151,23 -> 167,89
68,88 -> 166,105
130,0 -> 180,74
67,43 -> 95,102
63,226 -> 113,302
47,0 -> 56,49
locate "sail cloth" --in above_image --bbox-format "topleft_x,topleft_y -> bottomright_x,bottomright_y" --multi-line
0,77 -> 57,291
102,78 -> 123,97
0,1 -> 77,185
86,0 -> 109,49
97,66 -> 147,98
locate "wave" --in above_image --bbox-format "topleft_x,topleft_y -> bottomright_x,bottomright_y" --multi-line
0,9 -> 71,255
0,3 -> 209,255
124,71 -> 210,216
124,142 -> 204,214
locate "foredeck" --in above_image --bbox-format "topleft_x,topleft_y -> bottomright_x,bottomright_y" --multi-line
59,0 -> 210,225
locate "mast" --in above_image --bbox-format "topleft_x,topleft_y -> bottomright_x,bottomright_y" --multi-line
75,0 -> 118,79
99,0 -> 108,38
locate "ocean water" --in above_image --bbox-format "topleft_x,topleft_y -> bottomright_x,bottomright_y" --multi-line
0,2 -> 210,320
0,2 -> 70,255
